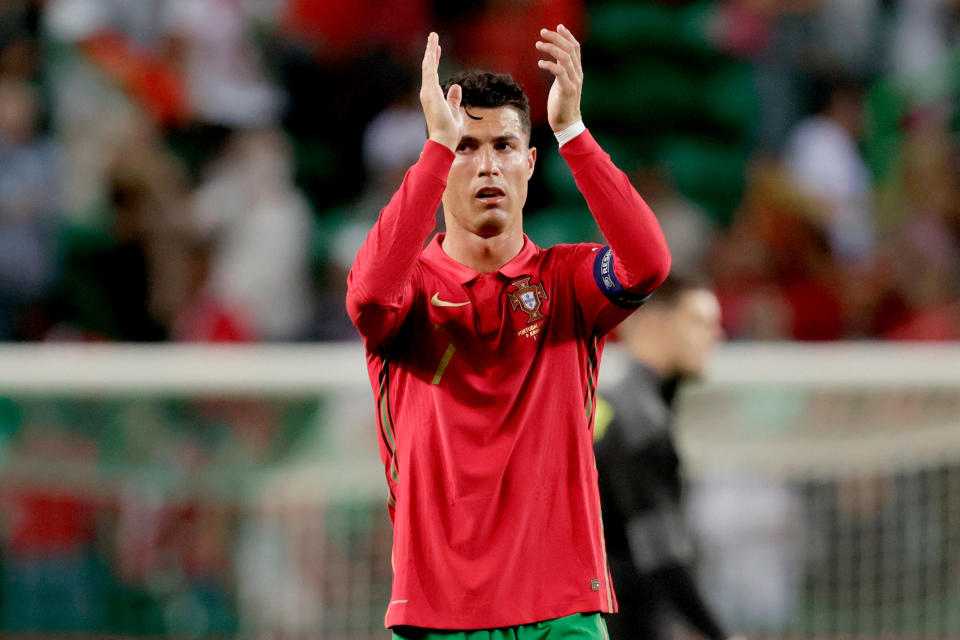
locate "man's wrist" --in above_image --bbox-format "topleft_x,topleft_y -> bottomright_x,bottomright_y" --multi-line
428,134 -> 457,153
554,119 -> 586,147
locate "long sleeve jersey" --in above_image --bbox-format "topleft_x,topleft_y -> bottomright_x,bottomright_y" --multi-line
347,129 -> 670,630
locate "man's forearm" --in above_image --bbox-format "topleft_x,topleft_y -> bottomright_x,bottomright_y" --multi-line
560,129 -> 670,293
347,141 -> 453,312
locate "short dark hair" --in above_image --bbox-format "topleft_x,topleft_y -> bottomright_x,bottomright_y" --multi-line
441,70 -> 531,139
644,274 -> 713,310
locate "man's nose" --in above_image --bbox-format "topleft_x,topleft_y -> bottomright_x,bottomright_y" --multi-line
477,146 -> 499,176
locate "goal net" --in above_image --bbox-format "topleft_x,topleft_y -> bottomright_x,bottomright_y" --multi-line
679,344 -> 960,640
0,343 -> 956,639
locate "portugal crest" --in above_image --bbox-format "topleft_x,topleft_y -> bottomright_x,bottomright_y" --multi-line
507,277 -> 548,324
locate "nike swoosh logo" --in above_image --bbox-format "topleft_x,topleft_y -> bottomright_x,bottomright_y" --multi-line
431,292 -> 471,307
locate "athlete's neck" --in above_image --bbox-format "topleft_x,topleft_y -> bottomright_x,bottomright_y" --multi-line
628,339 -> 675,379
440,228 -> 525,274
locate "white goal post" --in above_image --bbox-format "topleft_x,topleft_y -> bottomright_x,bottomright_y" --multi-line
1,341 -> 957,392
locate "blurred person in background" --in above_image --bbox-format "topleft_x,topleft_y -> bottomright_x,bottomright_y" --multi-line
191,128 -> 313,341
48,118 -> 191,340
0,78 -> 61,339
783,74 -> 875,265
876,110 -> 960,339
594,276 -> 740,640
162,0 -> 283,129
169,234 -> 254,342
0,0 -> 42,81
710,161 -> 847,341
888,0 -> 954,83
43,0 -> 188,222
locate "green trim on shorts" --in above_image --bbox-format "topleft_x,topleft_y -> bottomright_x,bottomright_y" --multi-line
392,612 -> 608,640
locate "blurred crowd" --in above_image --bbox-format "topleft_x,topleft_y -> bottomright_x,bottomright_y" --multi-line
0,394 -> 398,636
0,0 -> 959,342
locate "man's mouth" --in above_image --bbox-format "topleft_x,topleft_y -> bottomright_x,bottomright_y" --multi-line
474,187 -> 506,205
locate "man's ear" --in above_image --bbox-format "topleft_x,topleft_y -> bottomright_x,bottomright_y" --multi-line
527,146 -> 537,179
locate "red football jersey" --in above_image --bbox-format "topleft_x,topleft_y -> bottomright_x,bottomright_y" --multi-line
347,131 -> 670,630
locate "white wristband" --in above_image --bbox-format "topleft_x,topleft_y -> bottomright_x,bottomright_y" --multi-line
554,119 -> 586,147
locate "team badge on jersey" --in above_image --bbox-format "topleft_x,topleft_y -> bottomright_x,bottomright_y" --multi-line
508,277 -> 549,324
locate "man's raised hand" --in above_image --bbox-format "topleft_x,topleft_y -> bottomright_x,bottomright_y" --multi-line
536,25 -> 583,133
420,32 -> 462,152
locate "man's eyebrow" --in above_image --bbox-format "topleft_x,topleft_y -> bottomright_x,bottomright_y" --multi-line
456,134 -> 523,146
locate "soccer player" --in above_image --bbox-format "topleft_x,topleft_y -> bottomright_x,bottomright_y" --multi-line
346,27 -> 671,638
593,277 -> 739,640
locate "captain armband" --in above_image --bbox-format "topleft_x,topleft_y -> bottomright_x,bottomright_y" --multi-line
593,246 -> 652,308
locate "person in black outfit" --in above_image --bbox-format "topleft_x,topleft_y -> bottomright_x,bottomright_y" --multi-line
595,276 -> 741,640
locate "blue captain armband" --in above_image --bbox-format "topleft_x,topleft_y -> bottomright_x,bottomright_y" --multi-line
593,246 -> 653,308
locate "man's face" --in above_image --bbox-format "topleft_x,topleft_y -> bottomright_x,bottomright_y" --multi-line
441,106 -> 536,239
667,289 -> 723,378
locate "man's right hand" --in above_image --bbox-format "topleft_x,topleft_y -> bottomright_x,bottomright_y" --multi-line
420,32 -> 462,152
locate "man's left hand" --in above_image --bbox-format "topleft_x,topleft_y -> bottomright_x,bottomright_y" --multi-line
537,25 -> 583,133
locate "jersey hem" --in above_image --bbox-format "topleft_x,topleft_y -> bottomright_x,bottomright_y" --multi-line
384,598 -> 614,631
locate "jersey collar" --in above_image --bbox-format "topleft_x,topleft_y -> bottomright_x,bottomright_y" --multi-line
497,234 -> 540,279
423,233 -> 541,284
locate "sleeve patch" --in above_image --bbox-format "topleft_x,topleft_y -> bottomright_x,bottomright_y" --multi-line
593,246 -> 652,308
